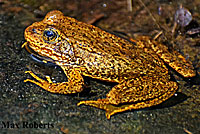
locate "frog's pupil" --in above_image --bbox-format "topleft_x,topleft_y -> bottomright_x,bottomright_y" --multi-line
45,30 -> 54,37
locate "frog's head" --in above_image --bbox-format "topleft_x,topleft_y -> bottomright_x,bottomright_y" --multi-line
22,10 -> 76,65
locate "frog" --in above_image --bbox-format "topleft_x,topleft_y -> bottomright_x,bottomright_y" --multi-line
22,10 -> 196,119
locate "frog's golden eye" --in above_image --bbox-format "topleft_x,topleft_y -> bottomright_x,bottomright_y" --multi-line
43,28 -> 58,42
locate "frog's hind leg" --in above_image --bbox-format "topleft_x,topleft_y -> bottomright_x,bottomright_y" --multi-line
135,36 -> 196,77
78,76 -> 178,119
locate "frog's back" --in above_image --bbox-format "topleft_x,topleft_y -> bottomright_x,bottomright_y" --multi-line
40,11 -> 147,79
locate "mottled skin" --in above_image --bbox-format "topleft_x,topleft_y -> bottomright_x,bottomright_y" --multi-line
22,10 -> 196,119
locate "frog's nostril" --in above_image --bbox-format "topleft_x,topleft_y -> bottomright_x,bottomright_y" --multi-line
31,28 -> 37,33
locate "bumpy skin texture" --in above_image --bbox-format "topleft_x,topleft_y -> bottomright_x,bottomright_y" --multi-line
22,10 -> 196,119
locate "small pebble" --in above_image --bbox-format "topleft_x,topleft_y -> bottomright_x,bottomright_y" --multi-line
174,7 -> 192,27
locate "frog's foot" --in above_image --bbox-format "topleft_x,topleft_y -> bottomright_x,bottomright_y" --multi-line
78,99 -> 122,119
24,70 -> 84,94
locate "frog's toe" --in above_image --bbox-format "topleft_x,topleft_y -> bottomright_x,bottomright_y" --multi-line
24,79 -> 39,84
25,71 -> 46,83
77,99 -> 108,108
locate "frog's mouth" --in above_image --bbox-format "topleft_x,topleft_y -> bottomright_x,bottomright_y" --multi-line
22,42 -> 78,66
22,42 -> 55,64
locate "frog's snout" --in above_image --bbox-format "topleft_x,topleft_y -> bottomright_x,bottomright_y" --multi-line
26,27 -> 38,35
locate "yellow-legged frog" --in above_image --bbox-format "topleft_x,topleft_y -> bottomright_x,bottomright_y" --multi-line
22,10 -> 196,119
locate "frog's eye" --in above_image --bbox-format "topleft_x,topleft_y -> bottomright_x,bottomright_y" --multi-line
43,28 -> 58,42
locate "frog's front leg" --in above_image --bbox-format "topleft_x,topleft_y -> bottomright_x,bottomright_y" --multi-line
24,66 -> 84,94
78,76 -> 178,119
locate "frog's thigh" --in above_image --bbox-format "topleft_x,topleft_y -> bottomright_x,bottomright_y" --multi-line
24,67 -> 84,94
78,77 -> 178,119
